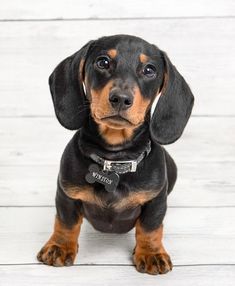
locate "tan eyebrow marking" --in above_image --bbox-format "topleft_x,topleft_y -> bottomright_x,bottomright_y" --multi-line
139,53 -> 149,63
107,49 -> 117,59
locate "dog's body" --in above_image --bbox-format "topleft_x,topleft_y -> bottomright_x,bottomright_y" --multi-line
57,121 -> 176,234
37,35 -> 194,275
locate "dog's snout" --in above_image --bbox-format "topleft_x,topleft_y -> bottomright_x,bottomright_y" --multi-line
109,92 -> 133,110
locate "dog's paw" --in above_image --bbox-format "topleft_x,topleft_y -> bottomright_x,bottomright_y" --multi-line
37,242 -> 78,267
133,252 -> 173,275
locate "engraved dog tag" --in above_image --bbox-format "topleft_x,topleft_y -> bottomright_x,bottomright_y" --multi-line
85,164 -> 119,192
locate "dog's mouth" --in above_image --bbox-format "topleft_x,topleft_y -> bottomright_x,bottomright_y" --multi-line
94,114 -> 134,128
103,115 -> 132,124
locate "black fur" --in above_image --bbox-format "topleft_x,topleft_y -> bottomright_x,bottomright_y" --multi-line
49,41 -> 94,130
49,34 -> 194,234
150,52 -> 194,144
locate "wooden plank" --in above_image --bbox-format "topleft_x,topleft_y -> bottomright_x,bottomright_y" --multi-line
0,118 -> 70,166
0,265 -> 234,286
168,162 -> 235,207
0,207 -> 234,265
0,0 -> 234,20
0,19 -> 235,116
1,0 -> 235,20
0,117 -> 234,166
1,162 -> 235,207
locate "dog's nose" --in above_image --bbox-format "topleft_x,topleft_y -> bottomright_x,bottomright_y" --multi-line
109,92 -> 133,110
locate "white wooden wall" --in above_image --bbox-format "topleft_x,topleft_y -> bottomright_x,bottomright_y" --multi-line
0,1 -> 235,285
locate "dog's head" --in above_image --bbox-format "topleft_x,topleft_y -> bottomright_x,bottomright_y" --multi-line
49,35 -> 194,145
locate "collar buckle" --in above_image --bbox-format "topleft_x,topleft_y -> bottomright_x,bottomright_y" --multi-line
103,160 -> 137,173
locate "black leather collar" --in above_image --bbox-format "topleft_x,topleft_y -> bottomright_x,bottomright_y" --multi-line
89,141 -> 151,174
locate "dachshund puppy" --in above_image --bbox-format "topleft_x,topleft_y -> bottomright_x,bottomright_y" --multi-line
37,35 -> 194,275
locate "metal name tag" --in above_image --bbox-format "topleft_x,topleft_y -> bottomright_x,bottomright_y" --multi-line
85,164 -> 120,192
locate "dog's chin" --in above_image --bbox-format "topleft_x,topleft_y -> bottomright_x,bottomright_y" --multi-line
93,114 -> 135,129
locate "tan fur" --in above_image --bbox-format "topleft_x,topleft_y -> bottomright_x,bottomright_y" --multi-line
107,49 -> 117,58
129,87 -> 151,125
160,71 -> 169,95
135,221 -> 164,254
90,81 -> 114,120
62,182 -> 159,211
133,221 -> 173,274
90,81 -> 151,145
98,124 -> 135,145
139,53 -> 149,63
79,59 -> 85,81
37,216 -> 83,266
113,190 -> 160,210
64,185 -> 104,207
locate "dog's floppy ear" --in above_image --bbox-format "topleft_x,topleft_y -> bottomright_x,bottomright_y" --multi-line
150,52 -> 194,144
49,41 -> 94,130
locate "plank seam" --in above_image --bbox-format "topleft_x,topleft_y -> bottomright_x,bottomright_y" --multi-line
0,263 -> 234,267
1,16 -> 235,22
0,205 -> 235,208
1,115 -> 235,118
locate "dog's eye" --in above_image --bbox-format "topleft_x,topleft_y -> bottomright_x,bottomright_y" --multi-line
143,64 -> 157,78
96,56 -> 110,70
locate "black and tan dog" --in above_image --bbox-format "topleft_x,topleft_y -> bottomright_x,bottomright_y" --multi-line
37,35 -> 194,275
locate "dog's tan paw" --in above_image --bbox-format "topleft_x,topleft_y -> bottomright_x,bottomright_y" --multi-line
37,242 -> 77,267
133,252 -> 173,275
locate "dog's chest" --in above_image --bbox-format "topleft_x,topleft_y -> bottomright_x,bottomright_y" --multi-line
81,186 -> 159,233
82,201 -> 142,233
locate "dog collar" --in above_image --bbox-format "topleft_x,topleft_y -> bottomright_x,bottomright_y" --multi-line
89,141 -> 151,174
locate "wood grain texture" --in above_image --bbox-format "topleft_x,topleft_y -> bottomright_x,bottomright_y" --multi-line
0,207 -> 234,265
1,0 -> 235,20
0,1 -> 234,284
0,265 -> 235,286
0,117 -> 234,166
0,162 -> 234,207
0,19 -> 235,116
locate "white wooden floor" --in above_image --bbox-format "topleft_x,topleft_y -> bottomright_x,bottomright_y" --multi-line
0,1 -> 235,285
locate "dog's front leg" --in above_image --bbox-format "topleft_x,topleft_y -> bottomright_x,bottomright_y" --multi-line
37,189 -> 83,267
133,190 -> 172,275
